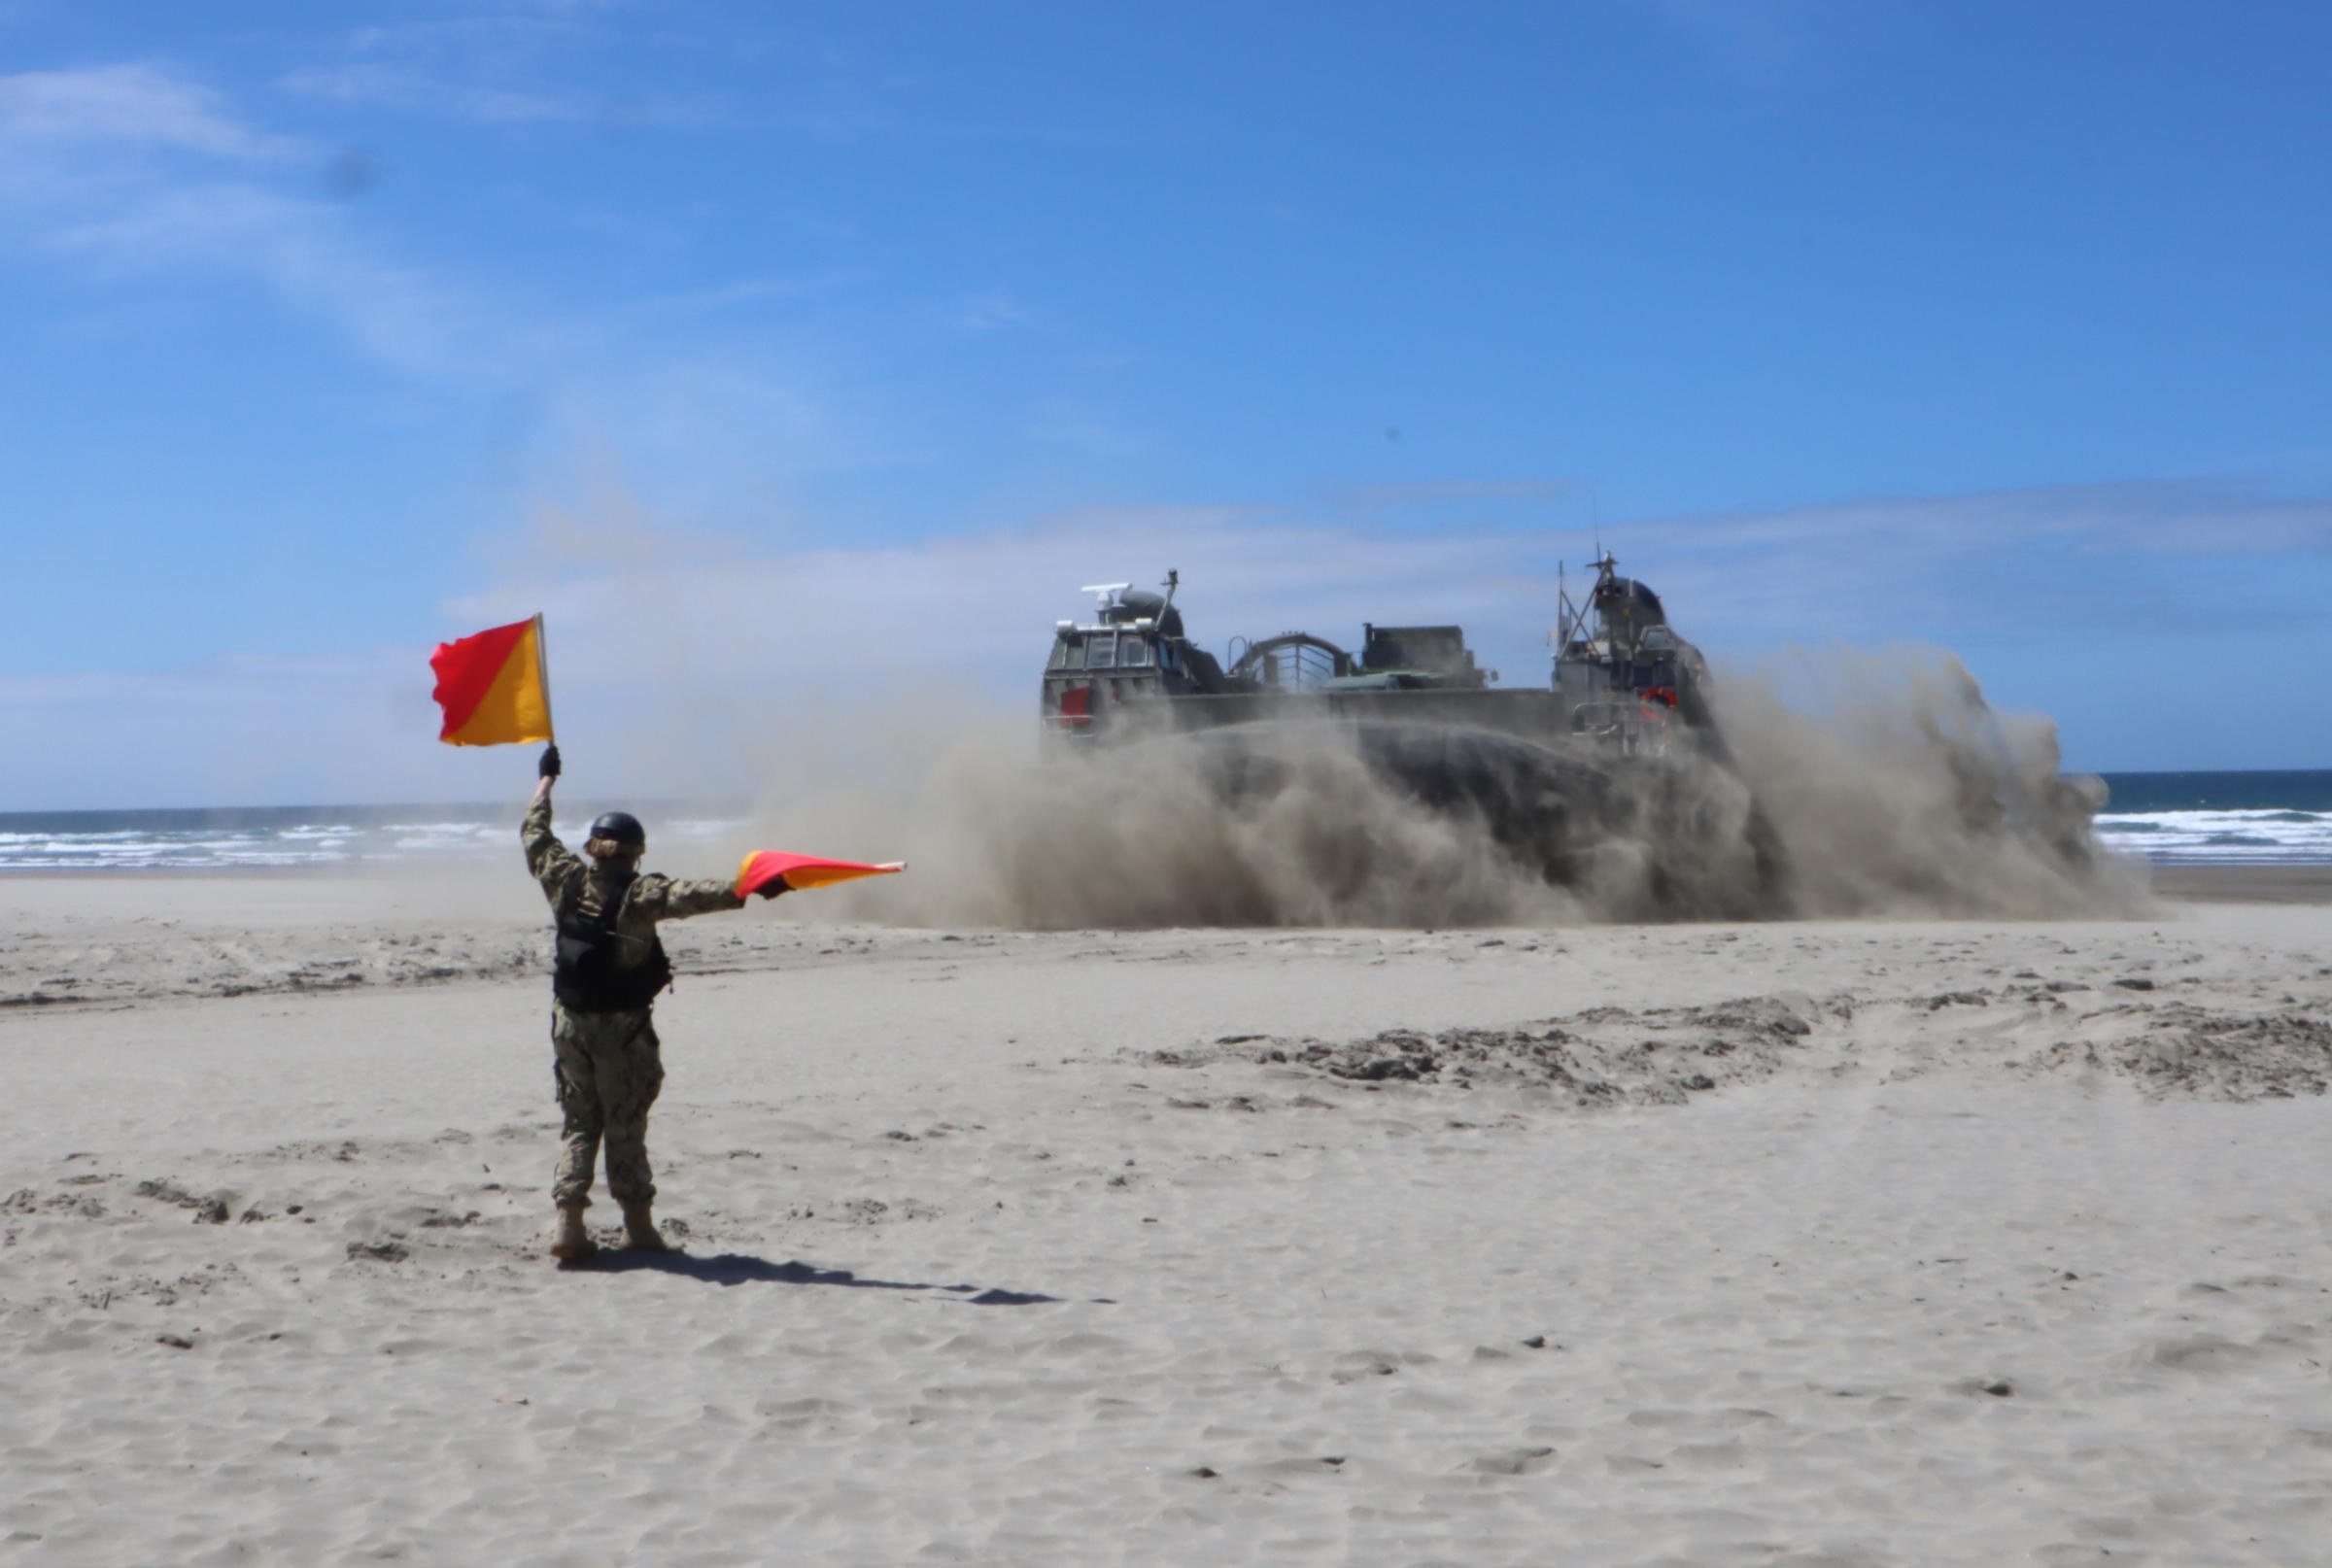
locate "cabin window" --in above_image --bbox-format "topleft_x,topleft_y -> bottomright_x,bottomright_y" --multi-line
1047,636 -> 1079,671
1156,640 -> 1178,672
1119,636 -> 1150,668
1085,632 -> 1117,669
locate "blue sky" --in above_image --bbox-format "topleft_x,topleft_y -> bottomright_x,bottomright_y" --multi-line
3,0 -> 2328,806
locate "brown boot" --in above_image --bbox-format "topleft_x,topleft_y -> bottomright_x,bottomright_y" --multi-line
621,1203 -> 676,1253
550,1202 -> 596,1262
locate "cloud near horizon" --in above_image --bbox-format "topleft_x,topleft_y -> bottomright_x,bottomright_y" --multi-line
6,473 -> 2328,808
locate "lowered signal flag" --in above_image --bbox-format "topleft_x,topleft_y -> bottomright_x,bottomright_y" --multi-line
736,851 -> 907,897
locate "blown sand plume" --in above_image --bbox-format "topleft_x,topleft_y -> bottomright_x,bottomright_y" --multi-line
758,646 -> 2146,929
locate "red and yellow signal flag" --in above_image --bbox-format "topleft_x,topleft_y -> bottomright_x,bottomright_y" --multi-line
736,851 -> 907,897
429,615 -> 555,746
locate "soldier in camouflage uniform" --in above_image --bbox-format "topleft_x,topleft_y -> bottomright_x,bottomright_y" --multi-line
524,745 -> 784,1261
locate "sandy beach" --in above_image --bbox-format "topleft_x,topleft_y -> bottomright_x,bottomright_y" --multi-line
4,866 -> 2330,1566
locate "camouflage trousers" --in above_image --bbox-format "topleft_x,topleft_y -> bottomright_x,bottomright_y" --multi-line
549,1003 -> 666,1208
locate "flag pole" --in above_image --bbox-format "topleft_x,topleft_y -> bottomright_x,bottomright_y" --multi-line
532,613 -> 557,742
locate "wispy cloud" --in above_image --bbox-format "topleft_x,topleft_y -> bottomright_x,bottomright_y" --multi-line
49,181 -> 536,386
1611,478 -> 2332,648
279,62 -> 584,126
1327,478 -> 1579,516
277,6 -> 731,131
1,56 -> 871,494
0,61 -> 560,389
0,63 -> 312,160
958,293 -> 1028,332
1634,0 -> 1889,87
1652,479 -> 2332,559
278,62 -> 726,129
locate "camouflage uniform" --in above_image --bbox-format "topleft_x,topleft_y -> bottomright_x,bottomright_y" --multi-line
524,794 -> 744,1208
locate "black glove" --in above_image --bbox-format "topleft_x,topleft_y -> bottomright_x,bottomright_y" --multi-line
538,744 -> 562,781
755,879 -> 789,900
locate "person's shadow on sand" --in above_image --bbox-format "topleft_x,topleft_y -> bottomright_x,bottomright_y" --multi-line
568,1249 -> 1090,1305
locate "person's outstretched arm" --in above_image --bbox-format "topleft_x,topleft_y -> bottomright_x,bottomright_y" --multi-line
627,834 -> 790,922
626,869 -> 780,923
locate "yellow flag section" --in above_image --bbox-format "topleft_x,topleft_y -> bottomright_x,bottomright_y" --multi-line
429,615 -> 555,746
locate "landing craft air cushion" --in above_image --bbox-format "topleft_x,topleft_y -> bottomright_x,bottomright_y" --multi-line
1037,558 -> 1786,917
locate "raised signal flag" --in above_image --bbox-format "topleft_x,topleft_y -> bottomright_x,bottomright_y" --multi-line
430,615 -> 555,747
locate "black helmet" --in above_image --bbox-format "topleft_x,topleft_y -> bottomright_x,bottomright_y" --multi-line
588,810 -> 646,848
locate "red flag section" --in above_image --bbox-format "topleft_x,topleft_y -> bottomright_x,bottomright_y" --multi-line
430,616 -> 553,746
737,851 -> 906,897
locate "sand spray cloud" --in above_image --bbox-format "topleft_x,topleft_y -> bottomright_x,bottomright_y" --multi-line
738,645 -> 2143,929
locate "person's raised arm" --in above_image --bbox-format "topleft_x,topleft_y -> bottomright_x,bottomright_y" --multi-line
523,745 -> 576,889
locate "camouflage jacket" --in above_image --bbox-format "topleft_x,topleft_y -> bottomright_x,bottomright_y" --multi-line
523,795 -> 744,976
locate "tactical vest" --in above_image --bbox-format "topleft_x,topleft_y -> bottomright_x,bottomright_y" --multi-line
552,872 -> 672,1013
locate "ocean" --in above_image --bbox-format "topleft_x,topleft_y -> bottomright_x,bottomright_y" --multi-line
0,772 -> 2325,871
2087,770 -> 2332,866
0,802 -> 749,872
